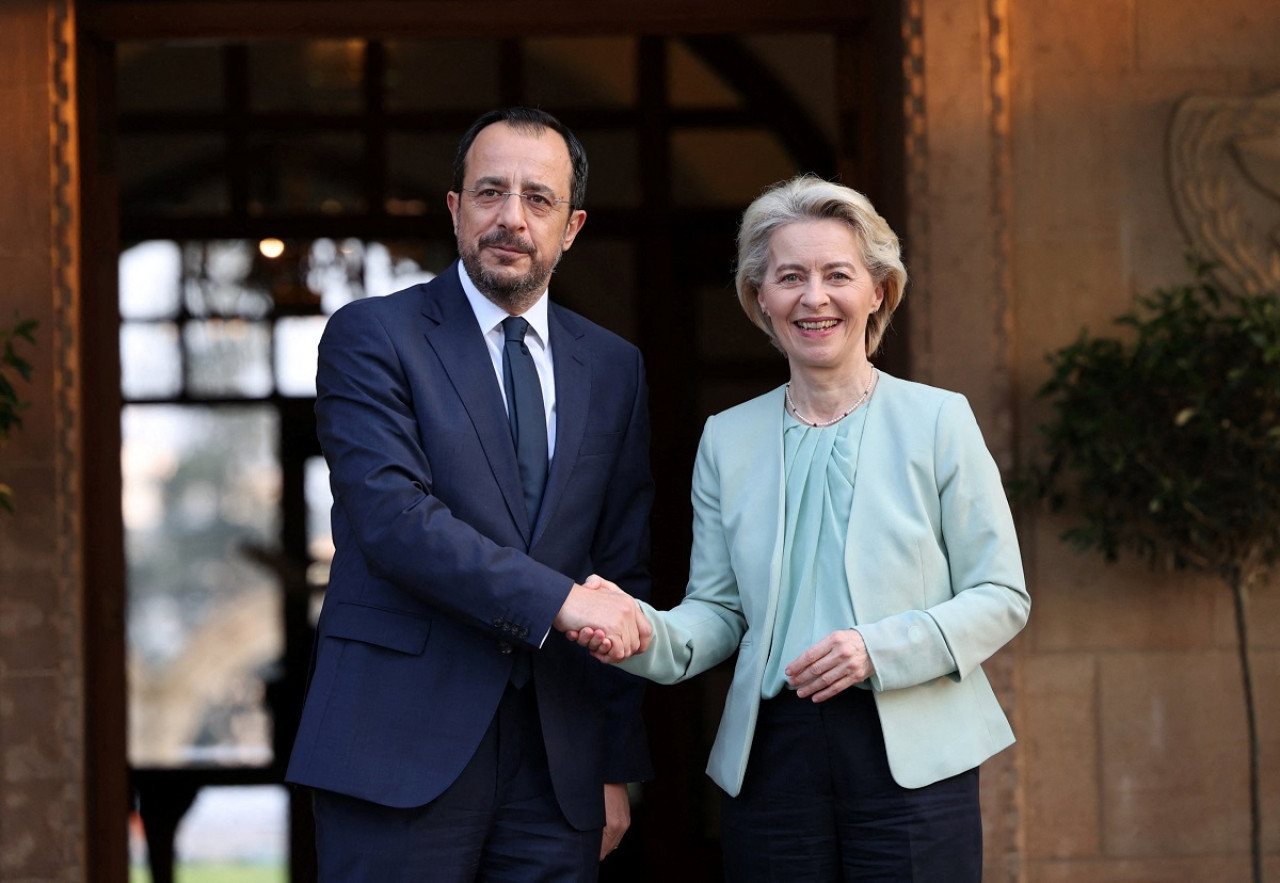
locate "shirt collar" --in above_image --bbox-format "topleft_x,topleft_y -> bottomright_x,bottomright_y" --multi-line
457,262 -> 550,349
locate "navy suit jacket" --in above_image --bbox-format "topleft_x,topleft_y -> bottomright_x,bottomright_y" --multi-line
285,263 -> 653,830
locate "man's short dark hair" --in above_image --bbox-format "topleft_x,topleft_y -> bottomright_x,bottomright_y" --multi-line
451,107 -> 589,212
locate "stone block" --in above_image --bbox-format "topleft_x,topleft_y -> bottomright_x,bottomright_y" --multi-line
0,83 -> 51,251
1014,0 -> 1135,75
1028,855 -> 1250,882
0,778 -> 75,879
0,672 -> 72,781
0,1 -> 48,91
1023,653 -> 1100,859
0,569 -> 61,674
1137,0 -> 1280,71
1025,515 -> 1219,653
1099,651 -> 1251,856
0,464 -> 60,574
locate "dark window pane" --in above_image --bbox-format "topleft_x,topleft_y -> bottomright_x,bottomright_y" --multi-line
248,133 -> 366,215
671,129 -> 796,207
574,130 -> 640,209
668,41 -> 742,109
117,42 -> 224,113
524,37 -> 637,107
386,133 -> 456,218
383,39 -> 501,111
548,239 -> 637,341
119,134 -> 228,216
249,40 -> 365,113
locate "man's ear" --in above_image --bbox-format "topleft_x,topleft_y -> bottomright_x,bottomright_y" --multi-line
446,191 -> 461,234
560,209 -> 587,252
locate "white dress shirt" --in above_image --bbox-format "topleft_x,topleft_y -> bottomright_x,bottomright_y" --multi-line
457,262 -> 557,457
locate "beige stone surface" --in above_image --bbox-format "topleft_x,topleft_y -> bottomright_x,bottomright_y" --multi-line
1137,0 -> 1280,71
1099,652 -> 1251,856
1014,0 -> 1135,75
916,0 -> 1004,423
1023,653 -> 1100,859
1258,650 -> 1280,853
0,570 -> 60,674
1029,855 -> 1252,882
1024,517 -> 1220,653
0,2 -> 84,881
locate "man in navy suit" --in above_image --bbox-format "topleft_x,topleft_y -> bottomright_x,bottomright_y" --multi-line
286,107 -> 654,881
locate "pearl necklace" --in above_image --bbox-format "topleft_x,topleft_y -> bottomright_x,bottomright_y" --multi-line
785,369 -> 877,428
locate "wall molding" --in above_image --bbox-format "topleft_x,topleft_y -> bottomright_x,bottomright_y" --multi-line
49,0 -> 87,876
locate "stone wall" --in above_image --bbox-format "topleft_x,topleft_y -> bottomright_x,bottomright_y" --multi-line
0,1 -> 86,881
908,0 -> 1280,880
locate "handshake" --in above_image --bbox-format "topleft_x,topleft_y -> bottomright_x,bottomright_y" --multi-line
553,575 -> 652,663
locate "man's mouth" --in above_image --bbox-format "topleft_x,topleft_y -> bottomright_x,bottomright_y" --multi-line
482,234 -> 533,257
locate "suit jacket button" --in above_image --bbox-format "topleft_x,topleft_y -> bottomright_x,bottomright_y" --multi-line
499,641 -> 513,654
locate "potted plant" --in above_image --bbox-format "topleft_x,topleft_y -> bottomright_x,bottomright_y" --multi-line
1029,259 -> 1278,883
0,314 -> 37,513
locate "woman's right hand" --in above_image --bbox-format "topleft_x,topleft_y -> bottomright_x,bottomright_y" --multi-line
784,628 -> 875,701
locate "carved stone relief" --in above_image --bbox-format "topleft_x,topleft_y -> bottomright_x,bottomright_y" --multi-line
1169,87 -> 1280,294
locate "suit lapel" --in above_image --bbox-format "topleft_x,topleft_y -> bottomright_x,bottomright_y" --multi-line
419,264 -> 531,540
533,304 -> 588,546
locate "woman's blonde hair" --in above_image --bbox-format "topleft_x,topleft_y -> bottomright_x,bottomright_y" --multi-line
735,176 -> 907,357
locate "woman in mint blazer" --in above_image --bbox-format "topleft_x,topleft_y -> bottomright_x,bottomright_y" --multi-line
575,177 -> 1029,881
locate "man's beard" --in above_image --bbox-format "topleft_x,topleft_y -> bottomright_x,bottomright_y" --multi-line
459,229 -> 564,313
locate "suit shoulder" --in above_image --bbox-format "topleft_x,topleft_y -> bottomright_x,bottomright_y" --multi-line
330,282 -> 430,325
551,303 -> 642,359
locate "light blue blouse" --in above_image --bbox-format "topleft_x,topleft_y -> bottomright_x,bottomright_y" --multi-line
761,406 -> 870,698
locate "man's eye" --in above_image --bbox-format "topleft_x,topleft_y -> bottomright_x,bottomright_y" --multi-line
477,188 -> 503,199
524,193 -> 553,208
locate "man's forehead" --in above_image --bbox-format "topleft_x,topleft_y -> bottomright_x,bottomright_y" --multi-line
465,124 -> 572,183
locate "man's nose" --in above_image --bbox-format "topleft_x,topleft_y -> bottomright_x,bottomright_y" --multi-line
495,192 -> 529,227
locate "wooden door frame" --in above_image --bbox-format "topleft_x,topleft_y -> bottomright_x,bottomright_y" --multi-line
77,3 -> 906,880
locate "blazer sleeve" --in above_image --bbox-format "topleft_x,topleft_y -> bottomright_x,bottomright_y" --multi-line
317,300 -> 571,644
856,394 -> 1030,691
619,414 -> 747,684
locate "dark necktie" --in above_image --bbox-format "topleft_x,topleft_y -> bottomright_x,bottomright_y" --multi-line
502,316 -> 546,689
501,316 -> 549,528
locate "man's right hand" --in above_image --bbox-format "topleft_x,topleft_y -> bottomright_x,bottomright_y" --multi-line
553,575 -> 651,662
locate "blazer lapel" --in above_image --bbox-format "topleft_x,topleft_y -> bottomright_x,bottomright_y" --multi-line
723,388 -> 788,638
419,265 -> 530,541
532,304 -> 588,546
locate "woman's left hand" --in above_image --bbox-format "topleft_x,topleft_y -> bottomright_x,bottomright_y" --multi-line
785,629 -> 875,702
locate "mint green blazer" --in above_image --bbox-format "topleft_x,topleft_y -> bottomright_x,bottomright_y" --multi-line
619,372 -> 1030,793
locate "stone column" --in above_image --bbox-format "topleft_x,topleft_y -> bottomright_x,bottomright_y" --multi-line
0,0 -> 87,880
905,1 -> 1025,880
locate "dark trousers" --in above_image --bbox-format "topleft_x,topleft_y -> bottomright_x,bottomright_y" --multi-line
312,684 -> 600,882
721,687 -> 982,882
